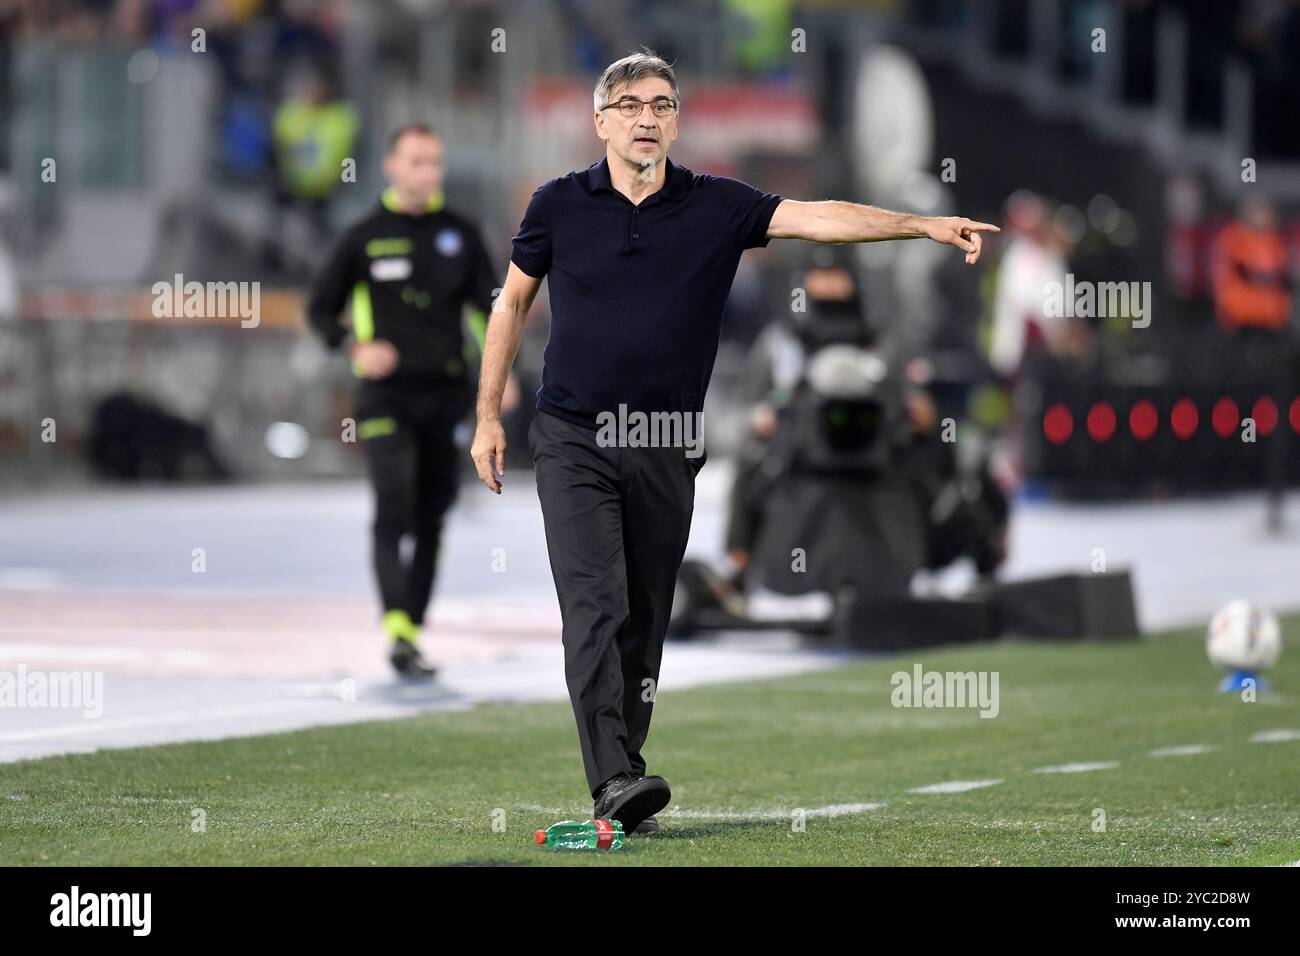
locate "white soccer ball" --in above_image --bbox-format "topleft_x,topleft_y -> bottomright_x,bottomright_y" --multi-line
1206,600 -> 1282,673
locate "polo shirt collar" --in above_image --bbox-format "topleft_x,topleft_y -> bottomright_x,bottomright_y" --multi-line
585,156 -> 689,202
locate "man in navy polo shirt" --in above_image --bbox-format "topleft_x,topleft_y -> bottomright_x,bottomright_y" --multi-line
471,51 -> 999,834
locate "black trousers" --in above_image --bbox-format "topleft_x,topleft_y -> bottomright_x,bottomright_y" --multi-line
357,380 -> 468,627
529,409 -> 705,798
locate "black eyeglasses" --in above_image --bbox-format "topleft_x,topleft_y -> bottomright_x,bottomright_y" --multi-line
599,96 -> 679,118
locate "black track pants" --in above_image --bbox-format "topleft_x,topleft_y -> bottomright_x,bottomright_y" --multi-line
358,381 -> 467,627
529,409 -> 705,798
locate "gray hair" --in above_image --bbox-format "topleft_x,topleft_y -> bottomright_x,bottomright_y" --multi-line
593,49 -> 680,113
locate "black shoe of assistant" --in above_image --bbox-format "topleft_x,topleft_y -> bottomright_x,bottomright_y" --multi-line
593,773 -> 670,834
389,637 -> 437,679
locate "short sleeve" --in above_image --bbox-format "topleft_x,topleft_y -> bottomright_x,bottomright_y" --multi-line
510,182 -> 553,278
708,175 -> 784,250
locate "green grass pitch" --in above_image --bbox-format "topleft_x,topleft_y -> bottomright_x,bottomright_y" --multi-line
3,615 -> 1298,865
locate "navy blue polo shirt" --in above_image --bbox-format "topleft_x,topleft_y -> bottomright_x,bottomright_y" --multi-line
510,156 -> 783,428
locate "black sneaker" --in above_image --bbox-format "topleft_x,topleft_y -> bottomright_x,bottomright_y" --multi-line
389,637 -> 437,679
593,773 -> 670,835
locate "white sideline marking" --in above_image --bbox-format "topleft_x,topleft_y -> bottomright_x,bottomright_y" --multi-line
1031,761 -> 1119,774
908,779 -> 1002,794
665,802 -> 885,820
1148,744 -> 1217,757
0,568 -> 64,589
520,802 -> 885,821
1249,729 -> 1300,743
0,700 -> 318,743
0,642 -> 214,667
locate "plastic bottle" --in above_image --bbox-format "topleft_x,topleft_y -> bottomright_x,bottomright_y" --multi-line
534,818 -> 625,850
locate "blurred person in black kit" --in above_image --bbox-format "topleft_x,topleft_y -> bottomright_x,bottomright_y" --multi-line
308,124 -> 517,678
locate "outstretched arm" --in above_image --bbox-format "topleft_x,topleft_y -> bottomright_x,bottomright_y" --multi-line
766,199 -> 1001,264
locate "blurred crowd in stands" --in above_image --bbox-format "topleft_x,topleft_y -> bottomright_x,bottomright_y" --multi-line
1,0 -> 1296,495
